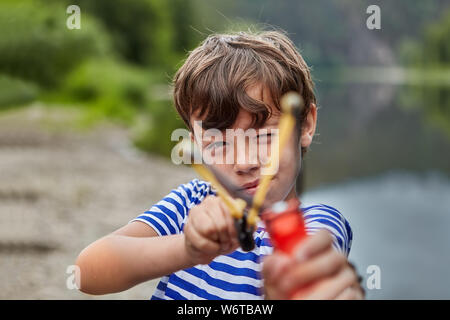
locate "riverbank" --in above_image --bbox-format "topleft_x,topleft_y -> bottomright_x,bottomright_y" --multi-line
0,105 -> 194,299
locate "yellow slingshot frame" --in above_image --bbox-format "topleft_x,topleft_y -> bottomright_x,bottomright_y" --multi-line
178,91 -> 304,251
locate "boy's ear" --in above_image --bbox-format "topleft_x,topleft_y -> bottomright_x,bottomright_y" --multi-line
300,103 -> 317,149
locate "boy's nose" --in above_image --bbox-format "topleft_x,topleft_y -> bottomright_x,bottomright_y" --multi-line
234,161 -> 259,175
233,144 -> 260,175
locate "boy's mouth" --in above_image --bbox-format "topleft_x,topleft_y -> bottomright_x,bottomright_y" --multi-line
240,179 -> 259,195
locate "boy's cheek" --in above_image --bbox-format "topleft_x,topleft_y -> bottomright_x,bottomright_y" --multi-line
278,146 -> 300,176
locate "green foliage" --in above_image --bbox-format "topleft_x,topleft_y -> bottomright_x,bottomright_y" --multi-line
202,0 -> 448,67
397,39 -> 422,66
398,9 -> 450,139
55,57 -> 185,157
0,0 -> 201,157
0,0 -> 112,87
169,0 -> 203,53
64,0 -> 199,69
422,9 -> 450,67
0,74 -> 38,109
398,83 -> 450,140
398,8 -> 450,68
57,58 -> 154,125
133,101 -> 185,158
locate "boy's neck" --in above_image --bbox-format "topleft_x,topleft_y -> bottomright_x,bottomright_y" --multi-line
284,186 -> 298,202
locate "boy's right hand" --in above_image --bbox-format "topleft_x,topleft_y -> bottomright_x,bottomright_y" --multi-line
262,230 -> 364,299
184,196 -> 240,265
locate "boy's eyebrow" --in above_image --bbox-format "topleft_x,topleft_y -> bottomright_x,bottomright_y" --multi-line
199,114 -> 280,132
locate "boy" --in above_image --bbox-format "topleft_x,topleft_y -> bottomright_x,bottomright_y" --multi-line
76,30 -> 364,300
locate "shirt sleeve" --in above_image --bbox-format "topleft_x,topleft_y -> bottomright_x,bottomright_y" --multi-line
129,179 -> 214,236
302,204 -> 353,256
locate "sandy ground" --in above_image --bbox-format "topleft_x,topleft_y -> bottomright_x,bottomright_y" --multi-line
0,105 -> 195,299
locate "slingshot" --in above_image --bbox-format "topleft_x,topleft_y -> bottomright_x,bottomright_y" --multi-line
179,91 -> 307,253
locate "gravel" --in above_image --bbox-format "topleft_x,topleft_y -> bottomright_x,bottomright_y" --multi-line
0,105 -> 195,299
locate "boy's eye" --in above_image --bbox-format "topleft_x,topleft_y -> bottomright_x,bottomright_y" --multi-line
257,133 -> 273,138
256,132 -> 274,142
206,141 -> 228,150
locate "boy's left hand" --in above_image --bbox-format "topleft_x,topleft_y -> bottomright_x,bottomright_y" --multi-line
262,229 -> 365,300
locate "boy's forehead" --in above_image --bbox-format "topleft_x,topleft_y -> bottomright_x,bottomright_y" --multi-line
190,84 -> 281,132
190,105 -> 280,134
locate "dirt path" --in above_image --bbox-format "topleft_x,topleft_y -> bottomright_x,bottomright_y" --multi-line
0,105 -> 195,299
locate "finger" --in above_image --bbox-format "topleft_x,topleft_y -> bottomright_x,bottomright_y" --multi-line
218,199 -> 239,251
353,285 -> 365,300
262,253 -> 295,299
279,248 -> 347,294
300,266 -> 357,300
205,201 -> 231,252
334,287 -> 358,300
294,229 -> 334,262
185,218 -> 221,255
262,253 -> 294,285
191,207 -> 219,242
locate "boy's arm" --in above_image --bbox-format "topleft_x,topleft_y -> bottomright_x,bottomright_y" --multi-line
75,221 -> 194,295
76,194 -> 238,295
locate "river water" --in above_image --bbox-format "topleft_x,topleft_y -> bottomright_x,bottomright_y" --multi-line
298,77 -> 450,299
303,171 -> 450,299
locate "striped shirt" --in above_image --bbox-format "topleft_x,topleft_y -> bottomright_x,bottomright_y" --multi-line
131,179 -> 353,300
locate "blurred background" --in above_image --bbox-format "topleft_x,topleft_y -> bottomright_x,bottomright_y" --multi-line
0,0 -> 449,299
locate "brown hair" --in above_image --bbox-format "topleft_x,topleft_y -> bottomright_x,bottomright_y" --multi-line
173,30 -> 316,155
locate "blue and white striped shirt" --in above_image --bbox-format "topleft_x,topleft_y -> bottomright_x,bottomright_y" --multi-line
131,179 -> 353,300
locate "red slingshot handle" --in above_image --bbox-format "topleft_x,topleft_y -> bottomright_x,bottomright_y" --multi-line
263,198 -> 307,255
262,198 -> 308,298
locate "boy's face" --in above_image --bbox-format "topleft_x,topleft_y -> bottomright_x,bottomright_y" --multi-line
190,84 -> 317,208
